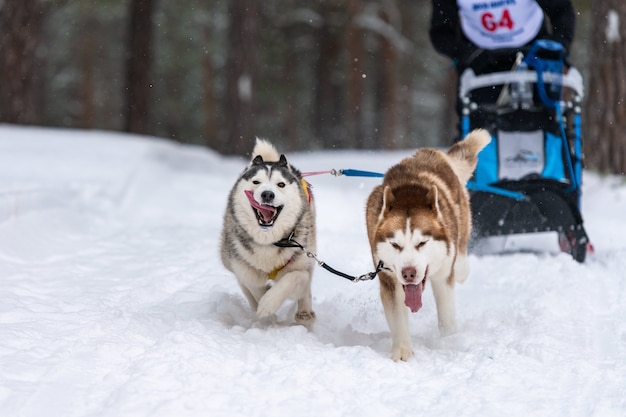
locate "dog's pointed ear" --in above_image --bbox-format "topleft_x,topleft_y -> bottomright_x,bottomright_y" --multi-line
427,185 -> 443,219
278,154 -> 288,167
252,155 -> 264,165
380,186 -> 395,219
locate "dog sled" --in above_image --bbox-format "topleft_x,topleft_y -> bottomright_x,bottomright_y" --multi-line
459,40 -> 591,262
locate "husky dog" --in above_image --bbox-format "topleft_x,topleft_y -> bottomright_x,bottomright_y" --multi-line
365,129 -> 491,361
220,139 -> 316,325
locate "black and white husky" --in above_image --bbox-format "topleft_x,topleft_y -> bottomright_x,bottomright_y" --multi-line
220,139 -> 316,325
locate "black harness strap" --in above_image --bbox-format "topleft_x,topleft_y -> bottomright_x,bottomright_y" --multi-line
273,233 -> 388,282
318,259 -> 387,282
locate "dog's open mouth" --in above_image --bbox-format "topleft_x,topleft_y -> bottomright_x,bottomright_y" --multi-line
403,276 -> 427,313
245,190 -> 283,227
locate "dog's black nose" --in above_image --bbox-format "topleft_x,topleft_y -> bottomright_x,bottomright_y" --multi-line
402,267 -> 417,283
261,190 -> 275,203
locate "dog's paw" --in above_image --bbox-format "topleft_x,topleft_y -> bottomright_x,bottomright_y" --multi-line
295,310 -> 316,325
256,292 -> 283,318
391,343 -> 414,362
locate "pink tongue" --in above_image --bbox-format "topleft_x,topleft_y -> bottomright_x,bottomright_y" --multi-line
244,190 -> 276,223
404,283 -> 423,313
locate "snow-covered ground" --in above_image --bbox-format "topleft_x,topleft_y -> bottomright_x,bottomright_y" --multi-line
1,125 -> 624,417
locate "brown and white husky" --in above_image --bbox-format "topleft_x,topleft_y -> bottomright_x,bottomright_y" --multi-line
365,129 -> 491,361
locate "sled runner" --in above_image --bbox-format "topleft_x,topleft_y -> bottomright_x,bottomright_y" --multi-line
460,40 -> 591,262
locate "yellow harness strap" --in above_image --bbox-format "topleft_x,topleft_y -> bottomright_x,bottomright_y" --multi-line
268,255 -> 294,280
268,267 -> 281,280
301,179 -> 312,204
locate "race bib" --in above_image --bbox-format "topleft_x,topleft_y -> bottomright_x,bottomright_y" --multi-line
457,0 -> 544,49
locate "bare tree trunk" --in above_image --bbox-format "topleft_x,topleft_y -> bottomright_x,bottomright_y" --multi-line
397,0 -> 416,149
442,69 -> 458,143
124,0 -> 155,135
282,42 -> 299,151
584,0 -> 626,174
0,0 -> 44,124
377,8 -> 398,150
202,21 -> 217,149
79,18 -> 97,129
313,1 -> 345,148
222,0 -> 260,155
346,0 -> 365,149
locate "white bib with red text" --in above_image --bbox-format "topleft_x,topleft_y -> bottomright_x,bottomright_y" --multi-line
457,0 -> 545,49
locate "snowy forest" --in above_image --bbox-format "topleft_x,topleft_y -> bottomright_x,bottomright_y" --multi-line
0,0 -> 624,173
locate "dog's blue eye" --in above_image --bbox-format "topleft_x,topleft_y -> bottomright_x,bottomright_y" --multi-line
277,182 -> 285,188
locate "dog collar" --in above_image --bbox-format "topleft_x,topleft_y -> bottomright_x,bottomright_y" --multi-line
273,228 -> 300,248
